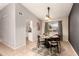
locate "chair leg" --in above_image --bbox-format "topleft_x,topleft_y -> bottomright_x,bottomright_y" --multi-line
57,41 -> 61,53
48,45 -> 52,55
57,45 -> 59,53
49,47 -> 54,56
59,42 -> 61,53
37,42 -> 40,48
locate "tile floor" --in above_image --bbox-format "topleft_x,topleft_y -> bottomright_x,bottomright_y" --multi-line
0,41 -> 78,56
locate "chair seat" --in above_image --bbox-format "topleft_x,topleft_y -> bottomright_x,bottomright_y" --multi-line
40,41 -> 45,45
48,41 -> 58,46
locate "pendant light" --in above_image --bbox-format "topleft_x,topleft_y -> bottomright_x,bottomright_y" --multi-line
45,7 -> 52,20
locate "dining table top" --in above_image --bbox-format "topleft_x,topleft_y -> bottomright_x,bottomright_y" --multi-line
40,34 -> 59,39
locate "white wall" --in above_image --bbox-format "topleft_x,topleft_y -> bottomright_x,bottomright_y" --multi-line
0,4 -> 16,49
0,3 -> 42,49
15,4 -> 42,48
41,21 -> 45,34
62,17 -> 68,41
15,4 -> 27,48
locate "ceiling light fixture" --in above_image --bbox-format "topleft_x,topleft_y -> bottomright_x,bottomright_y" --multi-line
45,7 -> 52,20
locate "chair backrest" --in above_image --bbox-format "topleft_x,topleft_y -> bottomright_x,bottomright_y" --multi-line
55,34 -> 61,40
38,35 -> 40,42
47,37 -> 60,41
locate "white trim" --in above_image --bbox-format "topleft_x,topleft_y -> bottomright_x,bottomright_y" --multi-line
1,40 -> 16,49
1,39 -> 26,49
68,41 -> 78,56
15,43 -> 26,49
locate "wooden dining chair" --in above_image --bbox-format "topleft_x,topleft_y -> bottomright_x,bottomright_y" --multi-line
48,37 -> 61,55
37,35 -> 45,48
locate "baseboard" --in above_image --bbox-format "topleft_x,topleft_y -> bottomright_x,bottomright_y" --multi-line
15,43 -> 26,49
68,41 -> 78,56
0,38 -> 26,50
1,40 -> 26,49
1,40 -> 16,49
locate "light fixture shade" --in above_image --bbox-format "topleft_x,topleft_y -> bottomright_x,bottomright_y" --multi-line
45,15 -> 52,20
45,7 -> 52,20
45,16 -> 50,20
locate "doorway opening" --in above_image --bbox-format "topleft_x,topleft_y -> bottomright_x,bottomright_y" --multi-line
44,21 -> 63,41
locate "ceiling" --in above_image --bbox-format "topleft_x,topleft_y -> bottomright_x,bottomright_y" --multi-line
0,3 -> 73,21
0,3 -> 8,10
22,3 -> 73,21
